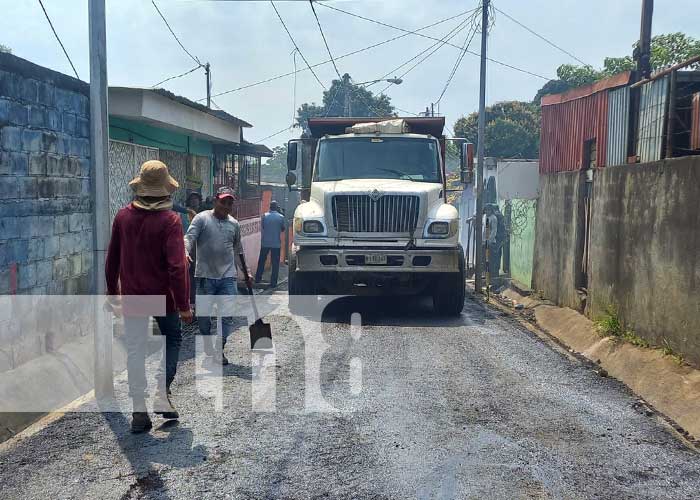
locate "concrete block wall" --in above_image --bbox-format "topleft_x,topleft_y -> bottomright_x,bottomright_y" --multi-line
0,53 -> 93,371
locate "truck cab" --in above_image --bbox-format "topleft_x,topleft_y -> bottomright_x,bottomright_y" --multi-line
286,117 -> 472,316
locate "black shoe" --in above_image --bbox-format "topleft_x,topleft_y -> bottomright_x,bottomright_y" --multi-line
154,393 -> 179,420
131,412 -> 152,433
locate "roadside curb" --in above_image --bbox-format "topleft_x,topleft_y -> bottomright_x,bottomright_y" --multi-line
489,286 -> 700,444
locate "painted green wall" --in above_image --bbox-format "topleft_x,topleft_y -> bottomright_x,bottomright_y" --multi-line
502,199 -> 537,288
108,116 -> 213,156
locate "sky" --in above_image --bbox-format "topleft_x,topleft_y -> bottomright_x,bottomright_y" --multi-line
2,0 -> 699,149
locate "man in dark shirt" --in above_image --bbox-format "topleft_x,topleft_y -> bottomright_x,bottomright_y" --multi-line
106,160 -> 193,433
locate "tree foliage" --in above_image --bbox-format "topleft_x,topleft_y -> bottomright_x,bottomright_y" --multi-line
453,101 -> 540,159
534,32 -> 700,103
0,44 -> 11,54
296,74 -> 395,135
261,144 -> 288,183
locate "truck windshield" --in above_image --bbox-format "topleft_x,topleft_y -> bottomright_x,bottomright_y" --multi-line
315,137 -> 441,182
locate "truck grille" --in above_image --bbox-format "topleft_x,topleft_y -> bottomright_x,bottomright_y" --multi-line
332,195 -> 420,233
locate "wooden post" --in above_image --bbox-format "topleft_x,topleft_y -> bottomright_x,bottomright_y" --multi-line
474,0 -> 489,294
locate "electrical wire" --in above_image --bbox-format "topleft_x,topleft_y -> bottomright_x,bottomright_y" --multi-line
316,2 -> 551,81
309,0 -> 342,79
270,1 -> 326,90
255,125 -> 294,144
435,10 -> 480,104
493,5 -> 589,66
151,0 -> 203,67
365,16 -> 471,90
376,16 -> 473,95
203,9 -> 473,101
151,64 -> 201,89
37,0 -> 79,79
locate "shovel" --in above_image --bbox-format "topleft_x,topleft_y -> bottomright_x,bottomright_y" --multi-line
239,253 -> 273,350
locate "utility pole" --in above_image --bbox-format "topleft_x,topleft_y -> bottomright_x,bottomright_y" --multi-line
431,103 -> 435,117
88,0 -> 113,400
205,62 -> 211,108
636,0 -> 654,79
474,0 -> 489,294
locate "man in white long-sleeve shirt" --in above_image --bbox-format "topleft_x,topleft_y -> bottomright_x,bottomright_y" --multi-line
185,187 -> 252,365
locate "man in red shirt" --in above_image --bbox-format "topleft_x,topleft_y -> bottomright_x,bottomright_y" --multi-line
106,160 -> 193,433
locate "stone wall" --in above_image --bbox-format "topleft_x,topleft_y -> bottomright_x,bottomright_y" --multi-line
533,158 -> 700,367
588,157 -> 700,367
0,53 -> 93,371
531,170 -> 583,311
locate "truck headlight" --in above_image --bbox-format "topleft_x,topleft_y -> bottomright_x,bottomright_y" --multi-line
303,220 -> 324,234
424,220 -> 457,238
427,221 -> 449,235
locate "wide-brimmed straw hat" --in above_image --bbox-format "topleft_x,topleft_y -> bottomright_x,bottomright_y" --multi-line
129,160 -> 179,197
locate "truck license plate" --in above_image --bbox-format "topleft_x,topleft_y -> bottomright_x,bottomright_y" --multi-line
365,254 -> 388,265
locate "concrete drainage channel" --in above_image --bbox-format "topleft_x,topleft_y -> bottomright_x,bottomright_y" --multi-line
479,285 -> 700,451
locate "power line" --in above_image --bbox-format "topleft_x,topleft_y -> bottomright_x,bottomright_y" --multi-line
37,0 -> 79,79
151,64 -> 201,88
203,9 -> 473,101
371,17 -> 471,92
151,0 -> 203,67
435,12 -> 480,104
316,2 -> 551,81
377,16 -> 473,95
270,1 -> 326,90
309,0 -> 342,79
255,125 -> 294,144
493,6 -> 589,66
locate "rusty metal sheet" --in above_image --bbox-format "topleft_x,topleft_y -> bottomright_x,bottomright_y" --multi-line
637,75 -> 669,163
607,86 -> 630,167
691,92 -> 700,151
540,91 -> 610,173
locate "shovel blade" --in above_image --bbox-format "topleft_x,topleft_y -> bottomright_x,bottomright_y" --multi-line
249,319 -> 272,350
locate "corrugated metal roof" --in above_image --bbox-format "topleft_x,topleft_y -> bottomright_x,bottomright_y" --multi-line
607,86 -> 630,167
637,76 -> 669,163
691,92 -> 700,151
541,71 -> 631,106
540,90 -> 609,173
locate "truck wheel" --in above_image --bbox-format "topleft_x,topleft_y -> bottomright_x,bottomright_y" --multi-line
433,251 -> 466,316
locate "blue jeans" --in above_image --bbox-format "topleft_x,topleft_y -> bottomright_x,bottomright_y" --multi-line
196,277 -> 237,348
255,247 -> 281,287
123,313 -> 182,399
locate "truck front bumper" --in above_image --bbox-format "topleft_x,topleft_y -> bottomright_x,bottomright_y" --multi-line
295,246 -> 462,274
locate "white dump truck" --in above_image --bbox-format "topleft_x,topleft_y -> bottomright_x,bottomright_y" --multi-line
286,117 -> 472,316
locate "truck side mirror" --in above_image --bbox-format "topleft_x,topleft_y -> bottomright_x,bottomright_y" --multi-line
287,141 -> 298,171
285,171 -> 297,188
460,142 -> 474,184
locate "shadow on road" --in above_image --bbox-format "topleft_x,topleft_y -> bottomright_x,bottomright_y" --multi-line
100,409 -> 208,499
309,294 -> 492,327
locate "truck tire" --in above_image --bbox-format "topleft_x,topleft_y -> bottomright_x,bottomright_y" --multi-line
432,250 -> 466,316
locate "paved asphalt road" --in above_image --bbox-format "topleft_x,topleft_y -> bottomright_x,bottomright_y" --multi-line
1,291 -> 699,499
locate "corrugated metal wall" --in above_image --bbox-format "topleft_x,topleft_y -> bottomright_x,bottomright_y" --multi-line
691,92 -> 700,151
637,75 -> 670,163
606,86 -> 630,167
540,91 -> 609,173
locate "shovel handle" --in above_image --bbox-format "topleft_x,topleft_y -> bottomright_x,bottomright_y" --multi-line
238,252 -> 260,320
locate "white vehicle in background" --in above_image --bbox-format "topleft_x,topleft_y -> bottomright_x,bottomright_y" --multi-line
286,117 -> 472,316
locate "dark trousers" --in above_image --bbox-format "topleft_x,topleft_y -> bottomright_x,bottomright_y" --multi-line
123,313 -> 182,399
255,247 -> 281,286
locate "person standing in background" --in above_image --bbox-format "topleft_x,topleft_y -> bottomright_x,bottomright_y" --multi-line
255,200 -> 286,289
185,187 -> 253,366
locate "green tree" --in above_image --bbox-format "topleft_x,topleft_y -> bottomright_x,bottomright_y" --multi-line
296,73 -> 395,135
261,144 -> 288,183
0,44 -> 11,54
534,32 -> 700,102
453,101 -> 540,159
